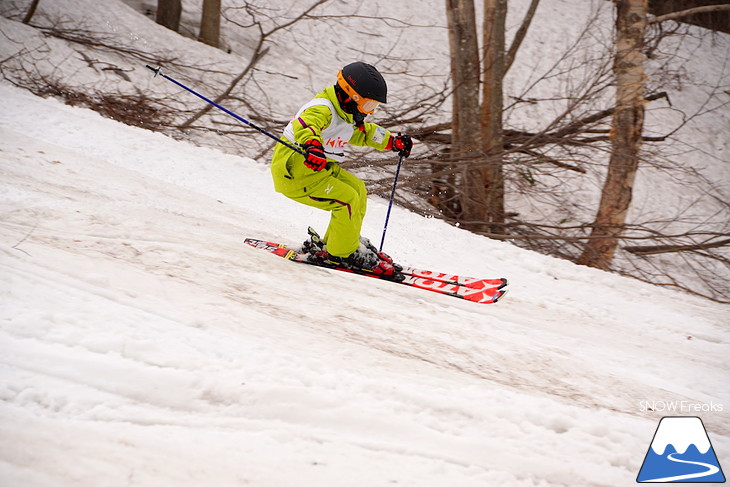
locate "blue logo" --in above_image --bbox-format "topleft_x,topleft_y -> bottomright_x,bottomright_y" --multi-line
637,416 -> 725,483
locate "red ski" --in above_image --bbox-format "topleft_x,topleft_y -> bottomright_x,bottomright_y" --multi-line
400,268 -> 506,289
244,238 -> 508,304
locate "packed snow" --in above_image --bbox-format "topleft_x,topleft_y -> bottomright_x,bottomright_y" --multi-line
1,0 -> 729,486
1,76 -> 728,487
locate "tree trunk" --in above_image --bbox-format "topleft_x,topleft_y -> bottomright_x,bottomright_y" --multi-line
198,0 -> 221,48
578,0 -> 647,269
156,0 -> 182,32
470,0 -> 507,234
442,0 -> 481,220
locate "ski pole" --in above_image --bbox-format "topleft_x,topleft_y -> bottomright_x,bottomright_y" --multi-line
379,154 -> 404,252
145,65 -> 304,155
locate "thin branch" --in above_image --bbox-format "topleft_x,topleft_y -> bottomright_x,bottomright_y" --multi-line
179,0 -> 331,129
648,5 -> 730,25
504,0 -> 540,74
623,237 -> 730,256
548,92 -> 669,140
22,0 -> 41,24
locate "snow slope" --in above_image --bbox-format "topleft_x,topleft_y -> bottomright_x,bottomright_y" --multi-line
1,80 -> 728,487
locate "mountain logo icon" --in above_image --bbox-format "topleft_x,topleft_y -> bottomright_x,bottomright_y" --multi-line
637,416 -> 726,483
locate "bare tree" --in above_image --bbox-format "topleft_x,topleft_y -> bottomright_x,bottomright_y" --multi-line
179,0 -> 330,129
442,0 -> 480,219
198,0 -> 221,48
578,0 -> 648,269
156,0 -> 182,32
477,0 -> 507,234
443,0 -> 513,233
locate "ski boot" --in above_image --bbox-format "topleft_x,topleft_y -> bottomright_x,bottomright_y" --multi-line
359,236 -> 403,273
301,226 -> 325,260
325,244 -> 403,280
302,228 -> 403,280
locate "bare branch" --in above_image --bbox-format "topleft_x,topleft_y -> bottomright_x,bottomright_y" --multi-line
22,0 -> 41,24
648,5 -> 730,25
623,237 -> 730,256
504,0 -> 540,74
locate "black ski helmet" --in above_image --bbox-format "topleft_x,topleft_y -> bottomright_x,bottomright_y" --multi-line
337,62 -> 388,105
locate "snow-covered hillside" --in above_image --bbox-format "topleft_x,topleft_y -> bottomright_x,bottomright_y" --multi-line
1,0 -> 729,485
1,78 -> 728,486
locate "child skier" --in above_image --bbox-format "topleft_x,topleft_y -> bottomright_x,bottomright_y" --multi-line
271,62 -> 413,277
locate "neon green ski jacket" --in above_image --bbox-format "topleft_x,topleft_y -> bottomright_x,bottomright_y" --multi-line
271,85 -> 392,198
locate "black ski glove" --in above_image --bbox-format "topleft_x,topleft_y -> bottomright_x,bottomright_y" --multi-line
391,133 -> 413,158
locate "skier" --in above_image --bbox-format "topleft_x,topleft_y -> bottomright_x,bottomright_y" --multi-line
271,62 -> 413,276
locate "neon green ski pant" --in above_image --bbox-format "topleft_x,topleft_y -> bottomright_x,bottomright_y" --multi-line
286,164 -> 367,258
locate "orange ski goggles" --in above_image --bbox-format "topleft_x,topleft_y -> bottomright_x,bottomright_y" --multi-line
337,70 -> 381,114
